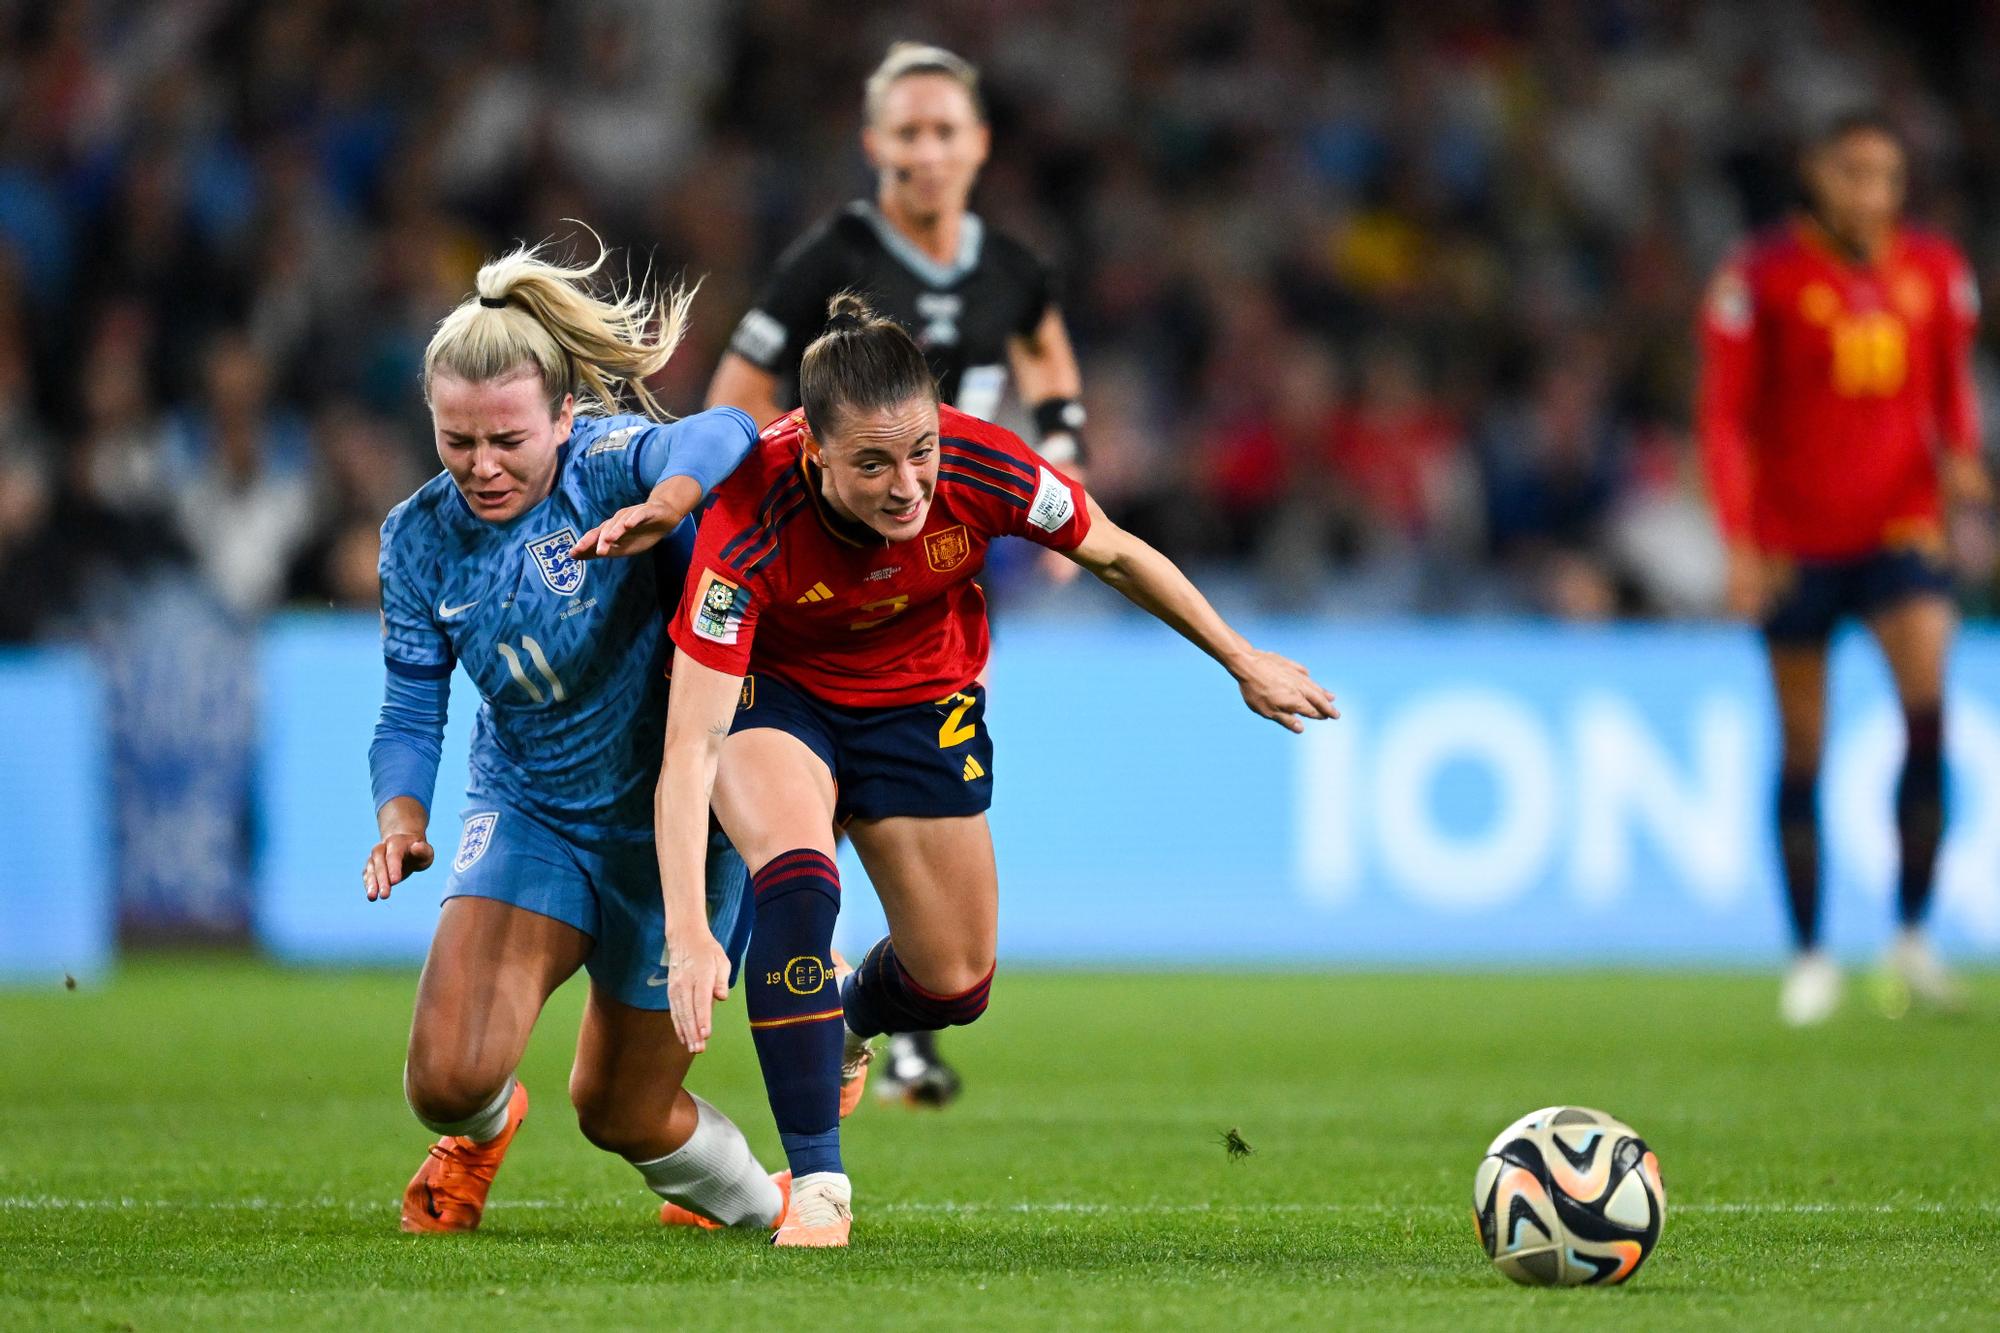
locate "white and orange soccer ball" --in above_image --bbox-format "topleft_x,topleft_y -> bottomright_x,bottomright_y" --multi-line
1472,1105 -> 1666,1286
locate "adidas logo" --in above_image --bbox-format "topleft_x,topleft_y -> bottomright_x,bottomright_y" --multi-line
962,755 -> 985,781
795,582 -> 834,604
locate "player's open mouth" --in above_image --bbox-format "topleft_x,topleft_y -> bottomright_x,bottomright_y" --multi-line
884,501 -> 922,523
471,488 -> 514,509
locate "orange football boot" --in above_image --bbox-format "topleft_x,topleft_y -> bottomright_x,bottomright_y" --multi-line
658,1171 -> 792,1230
831,951 -> 872,1119
399,1081 -> 529,1233
770,1170 -> 852,1247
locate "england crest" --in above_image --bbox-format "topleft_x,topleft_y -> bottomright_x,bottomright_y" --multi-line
454,812 -> 498,873
526,528 -> 586,596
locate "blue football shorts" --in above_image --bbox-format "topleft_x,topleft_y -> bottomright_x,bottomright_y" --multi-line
441,799 -> 752,1012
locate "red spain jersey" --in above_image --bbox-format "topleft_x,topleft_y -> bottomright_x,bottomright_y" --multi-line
1697,218 -> 1980,558
670,405 -> 1091,707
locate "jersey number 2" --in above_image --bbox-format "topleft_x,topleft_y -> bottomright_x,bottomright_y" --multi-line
938,692 -> 978,747
497,637 -> 567,703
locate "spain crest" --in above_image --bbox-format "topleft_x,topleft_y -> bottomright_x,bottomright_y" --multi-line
526,528 -> 585,596
925,524 -> 971,573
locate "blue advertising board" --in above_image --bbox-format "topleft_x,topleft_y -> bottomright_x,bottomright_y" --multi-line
0,649 -> 111,981
249,615 -> 2000,967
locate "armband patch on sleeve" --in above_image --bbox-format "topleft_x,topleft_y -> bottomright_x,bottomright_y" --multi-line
691,568 -> 752,644
730,309 -> 787,366
1706,269 -> 1752,336
1027,465 -> 1076,534
1951,266 -> 1980,320
584,424 -> 642,457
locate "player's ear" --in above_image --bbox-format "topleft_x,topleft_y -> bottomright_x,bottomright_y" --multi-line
802,428 -> 824,465
862,124 -> 883,173
970,120 -> 991,169
553,392 -> 575,442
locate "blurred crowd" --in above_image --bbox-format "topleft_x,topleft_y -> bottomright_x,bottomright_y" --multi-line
4,0 -> 2000,642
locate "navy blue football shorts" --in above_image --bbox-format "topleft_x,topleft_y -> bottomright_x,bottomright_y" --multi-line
1761,546 -> 1953,646
729,672 -> 996,822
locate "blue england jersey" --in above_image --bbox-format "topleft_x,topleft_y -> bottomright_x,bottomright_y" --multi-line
371,408 -> 755,841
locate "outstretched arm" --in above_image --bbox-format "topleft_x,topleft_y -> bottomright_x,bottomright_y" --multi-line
572,408 -> 759,561
1062,497 -> 1339,732
655,649 -> 749,1053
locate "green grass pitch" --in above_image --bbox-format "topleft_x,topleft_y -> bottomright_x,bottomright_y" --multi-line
2,962 -> 1995,1329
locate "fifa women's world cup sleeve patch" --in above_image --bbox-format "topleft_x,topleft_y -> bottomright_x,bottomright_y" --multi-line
689,568 -> 753,645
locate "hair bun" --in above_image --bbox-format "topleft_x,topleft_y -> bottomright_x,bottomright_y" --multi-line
825,310 -> 866,334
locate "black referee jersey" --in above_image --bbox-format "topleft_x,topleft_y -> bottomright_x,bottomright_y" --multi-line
727,201 -> 1057,421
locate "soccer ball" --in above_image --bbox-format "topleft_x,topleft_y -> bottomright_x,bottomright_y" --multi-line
1472,1105 -> 1665,1286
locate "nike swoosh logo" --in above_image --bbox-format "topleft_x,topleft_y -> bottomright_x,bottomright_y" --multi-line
437,599 -> 481,618
645,972 -> 671,987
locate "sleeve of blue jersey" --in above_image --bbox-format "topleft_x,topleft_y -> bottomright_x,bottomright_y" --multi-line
368,671 -> 449,813
631,406 -> 758,499
378,502 -> 454,678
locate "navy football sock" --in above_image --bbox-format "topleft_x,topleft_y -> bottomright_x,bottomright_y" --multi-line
1896,706 -> 1945,928
745,849 -> 844,1178
841,936 -> 992,1038
1776,768 -> 1821,950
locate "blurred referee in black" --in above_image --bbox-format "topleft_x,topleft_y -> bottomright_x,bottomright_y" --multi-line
708,40 -> 1089,1108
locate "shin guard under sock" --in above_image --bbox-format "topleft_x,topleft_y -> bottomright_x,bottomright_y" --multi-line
745,850 -> 844,1178
1897,706 -> 1945,927
1777,769 -> 1821,950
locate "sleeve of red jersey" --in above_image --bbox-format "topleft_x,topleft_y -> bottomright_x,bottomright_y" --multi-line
1695,254 -> 1761,544
938,419 -> 1092,551
667,484 -> 765,678
1934,243 -> 1982,458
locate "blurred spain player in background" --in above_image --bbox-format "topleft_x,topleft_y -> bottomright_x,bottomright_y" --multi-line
708,41 -> 1089,1106
1698,111 -> 1994,1027
364,235 -> 788,1233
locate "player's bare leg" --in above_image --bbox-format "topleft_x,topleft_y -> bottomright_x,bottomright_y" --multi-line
1767,643 -> 1840,1026
712,727 -> 852,1245
844,814 -> 998,1100
400,898 -> 589,1232
1867,593 -> 1966,1012
569,983 -> 787,1229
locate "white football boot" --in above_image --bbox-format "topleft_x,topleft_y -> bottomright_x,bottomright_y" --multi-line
1882,928 -> 1968,1014
1779,951 -> 1842,1027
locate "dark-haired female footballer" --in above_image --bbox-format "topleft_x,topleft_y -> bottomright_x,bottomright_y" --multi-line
708,41 -> 1090,1104
652,296 -> 1339,1246
1698,111 -> 1992,1026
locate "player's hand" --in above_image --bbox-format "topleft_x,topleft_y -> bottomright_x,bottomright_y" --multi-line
572,499 -> 683,562
665,927 -> 733,1054
1723,544 -> 1768,620
1233,649 -> 1339,733
363,833 -> 434,902
1943,453 -> 1994,510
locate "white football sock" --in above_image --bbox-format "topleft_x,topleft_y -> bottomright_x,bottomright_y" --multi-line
632,1093 -> 784,1228
408,1073 -> 516,1143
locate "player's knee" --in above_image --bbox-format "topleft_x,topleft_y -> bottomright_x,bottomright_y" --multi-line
403,1056 -> 510,1129
907,960 -> 994,1028
568,1075 -> 643,1156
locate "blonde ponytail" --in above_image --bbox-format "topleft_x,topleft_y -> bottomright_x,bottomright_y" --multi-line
423,225 -> 694,419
